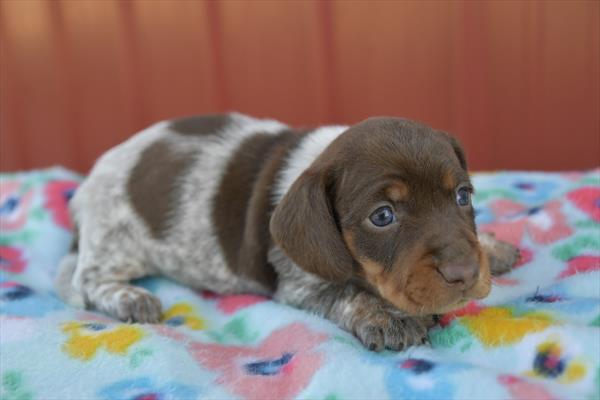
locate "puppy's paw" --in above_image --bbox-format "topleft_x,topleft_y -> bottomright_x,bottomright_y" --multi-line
479,232 -> 520,276
353,309 -> 432,352
106,286 -> 162,324
489,241 -> 520,275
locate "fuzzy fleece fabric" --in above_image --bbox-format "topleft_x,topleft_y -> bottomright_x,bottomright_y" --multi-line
0,167 -> 599,400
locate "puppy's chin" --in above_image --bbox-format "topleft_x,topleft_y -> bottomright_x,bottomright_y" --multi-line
433,298 -> 470,314
380,288 -> 465,316
380,266 -> 492,316
383,291 -> 481,316
432,281 -> 492,314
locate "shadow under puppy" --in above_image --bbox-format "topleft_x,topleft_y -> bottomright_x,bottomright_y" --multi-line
56,113 -> 519,351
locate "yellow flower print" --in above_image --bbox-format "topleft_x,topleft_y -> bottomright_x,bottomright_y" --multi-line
161,303 -> 205,330
62,321 -> 144,361
461,307 -> 553,347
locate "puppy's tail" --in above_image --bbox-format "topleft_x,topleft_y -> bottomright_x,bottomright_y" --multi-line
55,233 -> 86,309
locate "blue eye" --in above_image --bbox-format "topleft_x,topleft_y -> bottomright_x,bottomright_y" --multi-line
369,206 -> 396,227
456,187 -> 471,206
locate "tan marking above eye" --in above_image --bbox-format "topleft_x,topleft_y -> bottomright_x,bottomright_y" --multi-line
385,181 -> 408,202
443,171 -> 457,191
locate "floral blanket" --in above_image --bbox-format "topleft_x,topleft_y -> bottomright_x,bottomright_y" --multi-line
1,167 -> 599,400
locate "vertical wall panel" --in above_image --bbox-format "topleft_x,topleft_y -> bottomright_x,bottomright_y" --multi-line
452,2 -> 496,169
0,1 -> 598,172
217,0 -> 328,126
127,0 -> 217,126
1,0 -> 76,170
533,1 -> 599,169
58,0 -> 138,171
0,7 -> 23,170
330,1 -> 456,129
483,1 -> 532,169
481,1 -> 599,170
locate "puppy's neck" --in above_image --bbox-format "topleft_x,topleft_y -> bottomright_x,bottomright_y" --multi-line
273,126 -> 347,203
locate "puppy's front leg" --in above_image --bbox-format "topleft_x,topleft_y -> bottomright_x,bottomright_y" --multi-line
275,279 -> 434,351
478,232 -> 520,275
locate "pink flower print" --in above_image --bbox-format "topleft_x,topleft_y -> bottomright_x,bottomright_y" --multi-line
481,200 -> 528,245
189,323 -> 327,399
558,256 -> 600,279
44,180 -> 78,230
567,187 -> 600,222
514,248 -> 533,268
0,181 -> 34,231
0,246 -> 26,273
201,291 -> 268,314
439,301 -> 484,327
498,375 -> 555,400
526,202 -> 572,244
217,295 -> 267,314
481,200 -> 572,246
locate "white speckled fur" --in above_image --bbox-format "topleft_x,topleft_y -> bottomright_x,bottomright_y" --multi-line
273,126 -> 347,203
59,113 -> 287,321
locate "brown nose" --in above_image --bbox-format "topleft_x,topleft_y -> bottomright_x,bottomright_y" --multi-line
437,264 -> 479,286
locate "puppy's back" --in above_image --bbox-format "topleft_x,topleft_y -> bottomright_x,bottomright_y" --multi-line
61,113 -> 289,306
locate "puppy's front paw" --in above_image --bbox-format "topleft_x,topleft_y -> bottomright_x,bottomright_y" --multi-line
353,309 -> 433,352
479,232 -> 520,276
105,286 -> 162,324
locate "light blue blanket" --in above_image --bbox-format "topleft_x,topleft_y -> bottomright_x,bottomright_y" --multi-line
1,167 -> 599,399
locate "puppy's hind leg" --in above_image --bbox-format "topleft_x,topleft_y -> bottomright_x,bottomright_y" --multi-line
74,243 -> 162,323
56,252 -> 86,309
76,262 -> 162,323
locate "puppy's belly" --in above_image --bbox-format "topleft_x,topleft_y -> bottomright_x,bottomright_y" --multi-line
145,241 -> 272,295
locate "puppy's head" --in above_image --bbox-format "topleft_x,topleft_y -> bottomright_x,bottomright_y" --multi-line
270,117 -> 491,315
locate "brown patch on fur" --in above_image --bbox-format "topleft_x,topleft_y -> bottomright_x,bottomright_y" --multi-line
213,130 -> 301,290
443,170 -> 456,191
169,114 -> 231,136
127,140 -> 195,239
69,224 -> 79,253
385,181 -> 408,201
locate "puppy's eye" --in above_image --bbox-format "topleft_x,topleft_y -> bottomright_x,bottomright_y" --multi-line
369,206 -> 396,227
456,187 -> 471,206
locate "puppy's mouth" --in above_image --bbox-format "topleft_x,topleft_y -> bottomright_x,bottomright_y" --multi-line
380,256 -> 492,316
398,285 -> 484,316
353,242 -> 492,316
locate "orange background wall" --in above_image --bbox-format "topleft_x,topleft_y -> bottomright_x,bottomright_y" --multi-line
1,0 -> 599,173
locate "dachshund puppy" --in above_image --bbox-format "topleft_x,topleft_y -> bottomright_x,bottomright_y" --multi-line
56,113 -> 519,351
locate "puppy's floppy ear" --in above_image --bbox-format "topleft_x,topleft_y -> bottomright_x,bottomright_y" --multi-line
440,132 -> 468,170
270,168 -> 354,282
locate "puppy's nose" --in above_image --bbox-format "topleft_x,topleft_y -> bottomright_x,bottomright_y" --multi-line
437,264 -> 479,286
